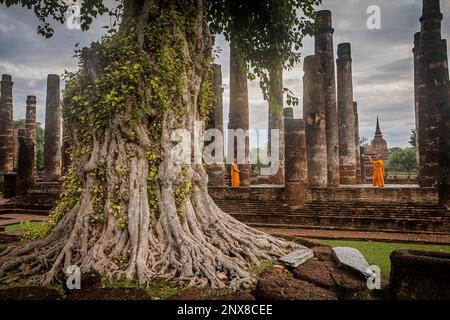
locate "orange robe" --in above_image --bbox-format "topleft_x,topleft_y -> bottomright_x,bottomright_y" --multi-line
373,160 -> 385,187
231,163 -> 240,187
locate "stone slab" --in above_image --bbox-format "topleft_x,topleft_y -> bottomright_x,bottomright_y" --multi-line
332,246 -> 371,278
278,248 -> 314,268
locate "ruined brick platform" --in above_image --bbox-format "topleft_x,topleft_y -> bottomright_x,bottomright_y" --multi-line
210,185 -> 450,237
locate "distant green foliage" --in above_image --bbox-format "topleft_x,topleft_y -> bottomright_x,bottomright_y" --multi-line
388,147 -> 417,174
4,221 -> 43,233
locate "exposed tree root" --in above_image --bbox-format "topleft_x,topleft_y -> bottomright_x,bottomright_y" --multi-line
0,0 -> 305,291
0,113 -> 302,290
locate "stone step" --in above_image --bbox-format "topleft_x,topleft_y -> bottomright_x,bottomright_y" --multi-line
247,222 -> 450,236
0,208 -> 50,216
0,232 -> 22,243
232,213 -> 450,234
220,209 -> 450,218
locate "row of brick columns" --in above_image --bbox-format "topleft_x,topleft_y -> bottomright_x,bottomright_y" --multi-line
414,0 -> 450,208
0,74 -> 63,197
208,10 -> 363,189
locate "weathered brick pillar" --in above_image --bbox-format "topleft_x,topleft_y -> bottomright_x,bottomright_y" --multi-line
0,74 -> 14,175
441,90 -> 450,209
44,74 -> 62,182
284,108 -> 308,206
354,102 -> 361,184
206,64 -> 225,186
315,10 -> 340,187
303,55 -> 327,187
360,146 -> 366,183
413,32 -> 423,172
16,129 -> 34,195
267,63 -> 285,185
418,0 -> 449,188
228,44 -> 251,186
336,43 -> 357,185
415,0 -> 450,206
26,95 -> 37,177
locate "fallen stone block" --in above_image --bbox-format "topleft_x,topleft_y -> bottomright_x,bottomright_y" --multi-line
390,250 -> 450,300
332,246 -> 371,279
278,248 -> 314,268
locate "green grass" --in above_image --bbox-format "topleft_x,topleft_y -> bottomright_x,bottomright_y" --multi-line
311,239 -> 450,281
389,171 -> 417,177
4,221 -> 43,233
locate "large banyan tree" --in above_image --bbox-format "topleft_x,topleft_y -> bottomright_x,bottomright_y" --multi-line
0,0 -> 320,289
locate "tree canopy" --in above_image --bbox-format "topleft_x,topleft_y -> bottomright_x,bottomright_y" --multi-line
0,0 -> 320,97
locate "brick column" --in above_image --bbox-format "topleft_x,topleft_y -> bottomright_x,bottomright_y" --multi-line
354,102 -> 361,184
336,43 -> 357,185
17,129 -> 34,195
206,64 -> 225,186
228,44 -> 251,186
0,74 -> 14,175
26,95 -> 37,177
315,10 -> 340,187
417,0 -> 448,187
267,63 -> 285,185
284,107 -> 308,206
413,32 -> 422,173
44,74 -> 62,182
303,55 -> 327,187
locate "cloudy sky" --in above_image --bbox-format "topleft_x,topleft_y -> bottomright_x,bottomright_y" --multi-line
1,0 -> 449,148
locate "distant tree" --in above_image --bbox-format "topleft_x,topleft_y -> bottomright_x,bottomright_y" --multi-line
359,136 -> 369,149
389,147 -> 401,153
13,120 -> 45,171
388,148 -> 417,175
409,129 -> 416,148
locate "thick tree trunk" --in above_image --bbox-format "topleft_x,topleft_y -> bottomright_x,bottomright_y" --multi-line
0,0 -> 300,289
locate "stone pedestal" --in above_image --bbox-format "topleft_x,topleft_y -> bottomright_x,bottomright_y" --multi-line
3,173 -> 17,198
228,45 -> 251,186
26,95 -> 37,177
44,74 -> 62,182
0,74 -> 14,175
315,10 -> 340,187
390,250 -> 450,300
206,64 -> 225,186
284,108 -> 308,206
268,63 -> 285,185
336,43 -> 357,185
303,56 -> 327,187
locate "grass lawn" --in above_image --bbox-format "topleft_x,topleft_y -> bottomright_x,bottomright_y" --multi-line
311,239 -> 450,281
4,221 -> 43,233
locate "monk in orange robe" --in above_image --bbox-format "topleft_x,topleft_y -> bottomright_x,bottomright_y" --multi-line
231,161 -> 240,187
369,154 -> 385,188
